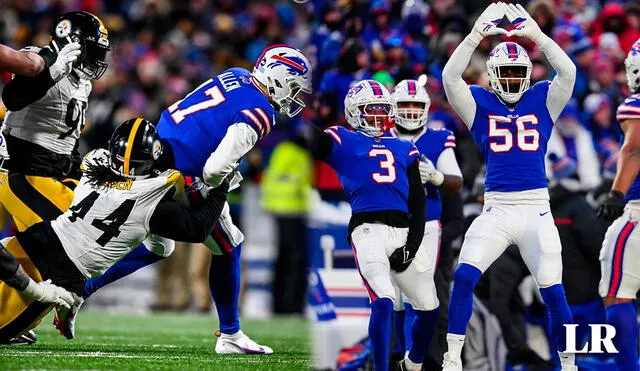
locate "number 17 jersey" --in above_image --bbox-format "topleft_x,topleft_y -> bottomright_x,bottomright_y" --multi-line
323,126 -> 420,214
469,82 -> 554,192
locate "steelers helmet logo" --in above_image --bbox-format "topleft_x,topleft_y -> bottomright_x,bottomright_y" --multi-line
55,20 -> 72,38
151,140 -> 162,160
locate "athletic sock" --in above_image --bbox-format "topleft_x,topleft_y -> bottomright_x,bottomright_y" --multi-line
82,243 -> 163,299
447,263 -> 482,335
209,244 -> 242,334
369,297 -> 393,371
606,302 -> 639,371
408,307 -> 440,364
539,284 -> 573,355
393,310 -> 406,354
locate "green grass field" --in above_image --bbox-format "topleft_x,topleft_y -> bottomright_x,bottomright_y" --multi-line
0,310 -> 309,370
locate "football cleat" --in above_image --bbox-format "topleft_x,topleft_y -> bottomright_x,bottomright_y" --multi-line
6,330 -> 37,345
442,352 -> 463,371
214,329 -> 273,355
53,299 -> 83,339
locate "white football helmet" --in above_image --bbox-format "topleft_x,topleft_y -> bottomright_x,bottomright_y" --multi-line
391,79 -> 431,131
252,44 -> 312,117
625,38 -> 640,93
0,133 -> 9,184
487,42 -> 532,104
344,80 -> 395,137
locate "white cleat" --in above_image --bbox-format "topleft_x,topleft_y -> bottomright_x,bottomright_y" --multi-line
442,352 -> 463,371
53,299 -> 84,340
214,329 -> 273,355
561,366 -> 578,371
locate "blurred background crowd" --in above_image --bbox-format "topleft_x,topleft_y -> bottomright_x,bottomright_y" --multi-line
0,0 -> 637,368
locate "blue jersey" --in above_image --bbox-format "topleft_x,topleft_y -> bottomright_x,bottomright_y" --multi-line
390,128 -> 456,221
469,82 -> 554,192
616,94 -> 640,201
324,126 -> 420,214
157,68 -> 276,177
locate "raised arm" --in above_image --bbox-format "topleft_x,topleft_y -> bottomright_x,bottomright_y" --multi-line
442,2 -> 508,128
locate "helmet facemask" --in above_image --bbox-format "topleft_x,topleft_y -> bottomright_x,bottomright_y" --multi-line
77,40 -> 109,80
396,101 -> 427,131
488,64 -> 531,104
625,55 -> 640,93
269,77 -> 311,117
355,102 -> 395,137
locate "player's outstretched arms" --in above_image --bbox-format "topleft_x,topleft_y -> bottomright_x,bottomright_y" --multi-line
0,44 -> 44,76
505,3 -> 576,122
149,178 -> 230,242
598,119 -> 640,220
203,123 -> 258,187
443,2 -> 507,128
2,43 -> 81,111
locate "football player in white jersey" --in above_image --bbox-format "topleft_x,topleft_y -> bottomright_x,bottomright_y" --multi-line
441,3 -> 576,370
0,118 -> 230,343
0,11 -> 109,233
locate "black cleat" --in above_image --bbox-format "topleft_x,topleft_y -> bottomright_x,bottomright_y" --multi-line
7,330 -> 37,345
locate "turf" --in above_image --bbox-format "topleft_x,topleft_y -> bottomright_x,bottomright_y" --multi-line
0,310 -> 309,370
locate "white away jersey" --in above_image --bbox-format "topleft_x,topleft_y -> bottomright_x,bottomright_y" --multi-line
50,150 -> 183,278
2,46 -> 92,155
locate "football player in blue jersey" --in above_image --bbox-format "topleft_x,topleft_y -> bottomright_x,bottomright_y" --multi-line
597,38 -> 640,371
388,79 -> 463,368
311,79 -> 436,371
441,3 -> 577,370
76,44 -> 312,354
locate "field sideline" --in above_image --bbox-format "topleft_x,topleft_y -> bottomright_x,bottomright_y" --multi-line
0,310 -> 309,370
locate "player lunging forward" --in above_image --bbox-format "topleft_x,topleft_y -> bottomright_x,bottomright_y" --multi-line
81,45 -> 312,354
312,79 -> 437,371
597,38 -> 640,371
441,3 -> 576,370
0,118 -> 230,342
388,79 -> 463,367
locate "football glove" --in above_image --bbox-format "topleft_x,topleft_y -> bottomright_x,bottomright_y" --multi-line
389,244 -> 418,273
471,2 -> 508,43
419,155 -> 444,186
47,42 -> 82,82
597,190 -> 626,221
505,3 -> 543,41
22,279 -> 82,310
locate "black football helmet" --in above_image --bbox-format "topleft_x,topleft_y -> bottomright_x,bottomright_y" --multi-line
50,11 -> 110,80
109,118 -> 163,178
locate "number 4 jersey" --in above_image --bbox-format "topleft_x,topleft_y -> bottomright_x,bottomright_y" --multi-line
50,149 -> 182,278
323,126 -> 420,213
469,82 -> 554,192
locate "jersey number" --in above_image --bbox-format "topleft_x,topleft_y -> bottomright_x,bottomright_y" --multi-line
59,98 -> 88,139
168,79 -> 226,124
67,191 -> 136,247
369,149 -> 396,183
488,114 -> 539,153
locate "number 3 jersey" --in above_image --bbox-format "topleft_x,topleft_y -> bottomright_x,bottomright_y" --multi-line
469,82 -> 554,193
49,150 -> 182,278
157,67 -> 276,177
2,46 -> 91,156
323,126 -> 420,214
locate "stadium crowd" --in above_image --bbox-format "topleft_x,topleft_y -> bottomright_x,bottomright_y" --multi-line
0,0 -> 638,369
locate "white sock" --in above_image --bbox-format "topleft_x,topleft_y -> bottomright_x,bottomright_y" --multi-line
558,352 -> 575,366
404,357 -> 422,371
446,333 -> 465,359
221,330 -> 243,340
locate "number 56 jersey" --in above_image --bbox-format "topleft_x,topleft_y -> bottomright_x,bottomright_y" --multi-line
49,149 -> 182,278
469,82 -> 554,193
157,68 -> 276,177
323,126 -> 420,214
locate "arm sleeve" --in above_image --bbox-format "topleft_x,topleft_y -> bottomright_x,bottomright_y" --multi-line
442,36 -> 479,128
148,186 -> 229,243
436,148 -> 463,177
202,123 -> 258,187
538,34 -> 577,122
406,159 -> 426,250
575,131 -> 601,190
0,243 -> 27,291
311,131 -> 335,161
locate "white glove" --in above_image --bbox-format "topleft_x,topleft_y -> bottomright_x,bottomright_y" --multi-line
49,42 -> 81,82
227,170 -> 243,192
471,2 -> 508,44
21,279 -> 82,310
505,3 -> 543,41
419,155 -> 444,186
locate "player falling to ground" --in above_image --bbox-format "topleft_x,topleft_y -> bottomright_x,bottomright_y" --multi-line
80,44 -> 312,354
597,38 -> 640,371
0,118 -> 230,343
441,3 -> 576,370
0,10 -> 109,345
388,79 -> 463,367
311,79 -> 438,371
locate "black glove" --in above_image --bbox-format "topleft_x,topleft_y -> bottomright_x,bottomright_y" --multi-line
597,190 -> 626,221
389,244 -> 418,273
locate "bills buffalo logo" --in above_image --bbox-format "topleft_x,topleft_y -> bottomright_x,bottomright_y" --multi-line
631,41 -> 640,56
267,54 -> 308,76
347,84 -> 364,97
